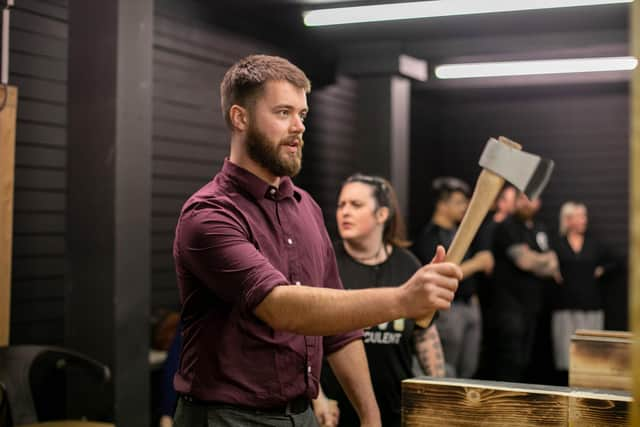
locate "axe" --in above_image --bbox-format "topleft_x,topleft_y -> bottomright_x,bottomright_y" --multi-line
415,136 -> 554,328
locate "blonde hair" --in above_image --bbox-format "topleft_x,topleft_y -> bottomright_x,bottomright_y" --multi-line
559,201 -> 587,236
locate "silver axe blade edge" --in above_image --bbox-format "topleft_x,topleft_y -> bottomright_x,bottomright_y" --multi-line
479,138 -> 555,200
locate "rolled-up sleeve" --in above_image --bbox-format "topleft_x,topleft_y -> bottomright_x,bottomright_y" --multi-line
320,234 -> 363,355
177,201 -> 288,314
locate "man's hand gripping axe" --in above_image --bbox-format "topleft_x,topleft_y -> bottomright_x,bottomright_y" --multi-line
416,136 -> 555,328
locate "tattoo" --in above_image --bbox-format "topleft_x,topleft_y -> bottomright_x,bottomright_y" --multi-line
507,244 -> 560,279
414,325 -> 445,377
530,257 -> 554,277
506,244 -> 527,263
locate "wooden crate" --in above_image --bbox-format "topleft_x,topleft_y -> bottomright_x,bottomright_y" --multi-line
402,377 -> 630,426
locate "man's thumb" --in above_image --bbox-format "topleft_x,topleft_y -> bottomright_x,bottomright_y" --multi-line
430,245 -> 446,264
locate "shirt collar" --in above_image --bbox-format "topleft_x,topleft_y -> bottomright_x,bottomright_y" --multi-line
222,159 -> 298,201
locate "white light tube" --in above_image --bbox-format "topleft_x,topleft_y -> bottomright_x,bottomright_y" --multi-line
303,0 -> 632,27
434,56 -> 638,79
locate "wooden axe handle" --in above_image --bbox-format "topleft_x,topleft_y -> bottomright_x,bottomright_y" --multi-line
415,137 -> 521,328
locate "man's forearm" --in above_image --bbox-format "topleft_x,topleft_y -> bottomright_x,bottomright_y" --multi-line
255,285 -> 404,336
255,259 -> 461,336
529,253 -> 558,278
507,245 -> 559,278
327,340 -> 381,427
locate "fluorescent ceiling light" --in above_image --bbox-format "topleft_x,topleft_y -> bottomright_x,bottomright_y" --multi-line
434,56 -> 638,79
303,0 -> 632,26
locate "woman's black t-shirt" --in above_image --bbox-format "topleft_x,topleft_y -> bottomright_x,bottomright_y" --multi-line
321,242 -> 422,427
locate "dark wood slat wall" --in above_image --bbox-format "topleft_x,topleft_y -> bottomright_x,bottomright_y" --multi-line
8,0 -> 68,345
297,76 -> 358,239
411,82 -> 629,329
150,11 -> 278,309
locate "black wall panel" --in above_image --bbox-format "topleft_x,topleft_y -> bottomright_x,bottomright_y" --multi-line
8,0 -> 68,345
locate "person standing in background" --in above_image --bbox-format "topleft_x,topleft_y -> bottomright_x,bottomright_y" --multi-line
475,185 -> 516,379
550,201 -> 616,382
413,177 -> 493,378
490,193 -> 561,382
318,174 -> 446,427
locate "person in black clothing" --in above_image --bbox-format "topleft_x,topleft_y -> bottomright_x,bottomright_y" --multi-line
550,201 -> 615,375
475,185 -> 516,379
317,174 -> 446,427
413,177 -> 493,378
490,192 -> 561,382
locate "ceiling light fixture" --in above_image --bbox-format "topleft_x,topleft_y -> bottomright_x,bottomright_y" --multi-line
303,0 -> 632,27
434,56 -> 638,79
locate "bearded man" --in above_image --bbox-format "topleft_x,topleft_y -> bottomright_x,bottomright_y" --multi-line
172,55 -> 462,427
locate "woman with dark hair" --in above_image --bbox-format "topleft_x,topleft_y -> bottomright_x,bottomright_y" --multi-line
317,174 -> 445,427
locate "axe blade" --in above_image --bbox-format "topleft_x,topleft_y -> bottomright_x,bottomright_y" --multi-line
479,137 -> 554,200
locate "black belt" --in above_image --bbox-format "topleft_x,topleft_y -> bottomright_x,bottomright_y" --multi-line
180,394 -> 310,415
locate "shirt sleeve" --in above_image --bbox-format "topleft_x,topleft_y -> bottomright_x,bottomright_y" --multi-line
320,232 -> 363,355
176,201 -> 289,315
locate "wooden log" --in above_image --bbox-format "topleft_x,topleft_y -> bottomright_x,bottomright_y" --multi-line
0,85 -> 18,347
569,330 -> 631,391
402,377 -> 631,426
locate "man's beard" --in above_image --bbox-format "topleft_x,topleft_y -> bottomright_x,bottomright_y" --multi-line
246,124 -> 303,178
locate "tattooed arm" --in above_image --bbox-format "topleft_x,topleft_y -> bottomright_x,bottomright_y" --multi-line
506,244 -> 561,281
414,324 -> 445,377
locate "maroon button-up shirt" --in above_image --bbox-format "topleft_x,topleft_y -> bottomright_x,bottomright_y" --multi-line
173,159 -> 362,408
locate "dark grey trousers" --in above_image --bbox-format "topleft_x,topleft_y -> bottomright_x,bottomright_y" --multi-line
174,397 -> 320,427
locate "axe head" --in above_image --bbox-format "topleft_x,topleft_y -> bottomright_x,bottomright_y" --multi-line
479,137 -> 554,200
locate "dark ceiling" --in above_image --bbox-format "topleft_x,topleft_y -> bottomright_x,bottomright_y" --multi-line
196,0 -> 630,87
207,0 -> 628,43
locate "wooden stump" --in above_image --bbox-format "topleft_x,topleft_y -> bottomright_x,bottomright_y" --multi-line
569,329 -> 631,392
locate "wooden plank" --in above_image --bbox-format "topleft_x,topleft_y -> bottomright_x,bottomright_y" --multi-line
403,378 -> 568,426
402,378 -> 631,427
0,86 -> 19,346
631,2 -> 640,424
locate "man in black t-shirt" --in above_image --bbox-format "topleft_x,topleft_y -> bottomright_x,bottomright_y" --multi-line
413,177 -> 493,378
490,192 -> 561,382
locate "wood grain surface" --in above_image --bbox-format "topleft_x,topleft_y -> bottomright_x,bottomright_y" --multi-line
0,85 -> 18,346
402,377 -> 630,426
569,330 -> 631,391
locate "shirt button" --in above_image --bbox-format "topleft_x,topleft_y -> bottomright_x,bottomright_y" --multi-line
295,281 -> 301,286
307,366 -> 312,374
287,238 -> 293,245
270,188 -> 276,195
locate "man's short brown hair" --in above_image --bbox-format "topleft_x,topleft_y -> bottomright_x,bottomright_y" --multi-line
220,54 -> 311,128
